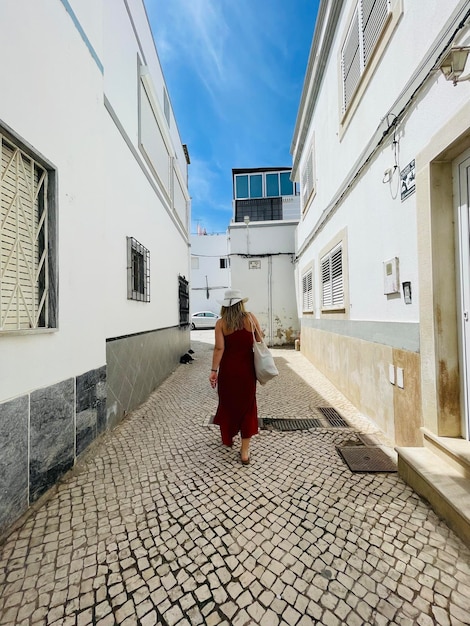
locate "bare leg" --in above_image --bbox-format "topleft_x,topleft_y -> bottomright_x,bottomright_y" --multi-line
240,438 -> 250,463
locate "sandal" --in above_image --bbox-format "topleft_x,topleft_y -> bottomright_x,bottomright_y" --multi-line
240,453 -> 250,465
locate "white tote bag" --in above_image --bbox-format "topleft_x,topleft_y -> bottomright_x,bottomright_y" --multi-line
250,315 -> 279,385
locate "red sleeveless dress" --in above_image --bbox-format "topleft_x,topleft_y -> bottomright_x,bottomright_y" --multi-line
213,328 -> 259,446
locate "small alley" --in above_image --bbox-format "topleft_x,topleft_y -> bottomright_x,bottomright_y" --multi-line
1,334 -> 470,626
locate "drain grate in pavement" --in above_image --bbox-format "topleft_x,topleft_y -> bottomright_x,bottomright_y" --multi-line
262,418 -> 323,431
317,407 -> 349,428
337,446 -> 397,473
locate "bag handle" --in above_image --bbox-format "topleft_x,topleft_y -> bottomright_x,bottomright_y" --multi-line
249,314 -> 262,343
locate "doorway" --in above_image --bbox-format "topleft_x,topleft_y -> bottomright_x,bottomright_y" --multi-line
454,148 -> 470,441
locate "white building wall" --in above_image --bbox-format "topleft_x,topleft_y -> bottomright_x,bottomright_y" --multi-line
0,0 -> 106,400
292,0 -> 470,446
229,222 -> 299,345
0,0 -> 190,534
190,234 -> 230,314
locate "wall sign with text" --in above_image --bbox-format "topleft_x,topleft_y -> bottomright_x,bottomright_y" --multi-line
400,159 -> 415,201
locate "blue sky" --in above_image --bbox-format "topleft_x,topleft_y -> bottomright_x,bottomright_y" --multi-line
143,0 -> 319,234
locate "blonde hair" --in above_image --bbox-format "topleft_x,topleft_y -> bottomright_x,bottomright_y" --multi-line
220,301 -> 247,332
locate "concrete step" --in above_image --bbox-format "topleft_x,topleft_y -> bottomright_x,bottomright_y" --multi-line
421,427 -> 470,478
397,445 -> 470,548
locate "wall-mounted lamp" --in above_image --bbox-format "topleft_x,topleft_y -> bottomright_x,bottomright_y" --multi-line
243,215 -> 250,225
439,46 -> 470,85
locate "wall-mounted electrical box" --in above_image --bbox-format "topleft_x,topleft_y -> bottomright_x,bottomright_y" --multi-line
384,257 -> 399,294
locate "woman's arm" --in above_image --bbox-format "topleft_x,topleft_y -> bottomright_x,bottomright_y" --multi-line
209,319 -> 225,388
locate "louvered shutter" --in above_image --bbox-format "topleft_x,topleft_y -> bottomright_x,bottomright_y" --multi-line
1,137 -> 48,330
321,257 -> 332,307
342,0 -> 390,113
341,11 -> 360,112
302,270 -> 313,311
331,247 -> 344,306
362,0 -> 389,65
321,245 -> 343,308
301,148 -> 314,210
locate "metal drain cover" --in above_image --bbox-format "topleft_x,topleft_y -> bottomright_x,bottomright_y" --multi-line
317,407 -> 349,428
337,446 -> 397,473
262,418 -> 323,431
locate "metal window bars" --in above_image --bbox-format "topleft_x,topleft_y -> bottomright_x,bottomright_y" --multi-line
127,237 -> 150,302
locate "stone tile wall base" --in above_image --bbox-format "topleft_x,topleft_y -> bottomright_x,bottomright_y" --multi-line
106,326 -> 189,429
0,365 -> 106,536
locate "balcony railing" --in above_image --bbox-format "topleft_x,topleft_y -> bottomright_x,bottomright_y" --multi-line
235,197 -> 282,222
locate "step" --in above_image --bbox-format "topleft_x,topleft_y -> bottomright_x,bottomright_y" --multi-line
421,428 -> 470,479
396,446 -> 470,548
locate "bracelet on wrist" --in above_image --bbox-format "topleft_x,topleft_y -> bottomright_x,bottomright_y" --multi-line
211,369 -> 218,372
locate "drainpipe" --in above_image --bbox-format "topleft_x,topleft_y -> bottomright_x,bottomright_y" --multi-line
268,255 -> 273,346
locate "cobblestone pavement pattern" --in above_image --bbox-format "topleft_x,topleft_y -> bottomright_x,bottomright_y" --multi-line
1,332 -> 470,626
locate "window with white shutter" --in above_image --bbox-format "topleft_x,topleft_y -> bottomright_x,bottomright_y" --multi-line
302,269 -> 313,312
301,144 -> 315,212
341,0 -> 390,113
0,131 -> 55,331
321,244 -> 344,309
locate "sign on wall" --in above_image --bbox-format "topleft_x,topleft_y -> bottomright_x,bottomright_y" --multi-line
400,159 -> 415,201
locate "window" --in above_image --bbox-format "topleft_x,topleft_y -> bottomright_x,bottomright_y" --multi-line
301,145 -> 315,211
302,270 -> 313,312
235,175 -> 249,199
179,275 -> 189,326
234,171 -> 295,200
0,130 -> 56,331
321,244 -> 343,309
163,87 -> 170,126
341,0 -> 390,113
266,173 -> 279,197
235,197 -> 282,223
127,237 -> 150,302
280,172 -> 294,196
249,175 -> 262,198
219,258 -> 229,269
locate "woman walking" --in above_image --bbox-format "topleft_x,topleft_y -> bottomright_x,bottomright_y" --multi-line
209,289 -> 263,464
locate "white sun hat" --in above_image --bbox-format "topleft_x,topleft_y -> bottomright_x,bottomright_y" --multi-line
218,289 -> 249,307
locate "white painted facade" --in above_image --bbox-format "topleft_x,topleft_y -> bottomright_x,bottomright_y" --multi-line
190,234 -> 230,315
0,0 -> 190,534
228,167 -> 301,346
229,221 -> 299,346
292,0 -> 470,543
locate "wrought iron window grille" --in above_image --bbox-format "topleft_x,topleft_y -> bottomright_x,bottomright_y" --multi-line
127,237 -> 150,302
178,274 -> 189,326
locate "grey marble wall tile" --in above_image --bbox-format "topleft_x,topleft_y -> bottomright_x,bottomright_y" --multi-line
0,396 -> 29,534
76,408 -> 97,456
30,379 -> 75,502
106,327 -> 189,427
76,370 -> 97,412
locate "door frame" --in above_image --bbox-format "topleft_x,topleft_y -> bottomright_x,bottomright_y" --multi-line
454,148 -> 470,440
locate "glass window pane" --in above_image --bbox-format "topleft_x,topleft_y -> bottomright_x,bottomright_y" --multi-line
249,174 -> 263,198
280,172 -> 293,196
236,175 -> 248,198
266,173 -> 279,197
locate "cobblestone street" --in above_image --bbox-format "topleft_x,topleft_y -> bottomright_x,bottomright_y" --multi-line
1,333 -> 470,626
